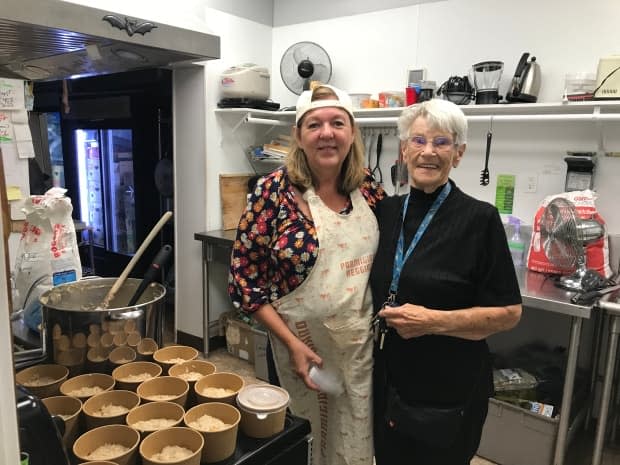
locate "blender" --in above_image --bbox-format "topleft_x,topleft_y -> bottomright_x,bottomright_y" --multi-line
472,61 -> 504,104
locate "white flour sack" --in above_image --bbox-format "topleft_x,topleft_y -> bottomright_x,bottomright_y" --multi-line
13,187 -> 82,311
526,190 -> 612,277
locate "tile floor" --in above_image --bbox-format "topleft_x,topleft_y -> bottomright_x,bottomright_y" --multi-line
199,347 -> 620,465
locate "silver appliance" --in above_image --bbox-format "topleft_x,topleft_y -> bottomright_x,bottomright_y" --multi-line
0,0 -> 220,81
506,52 -> 541,103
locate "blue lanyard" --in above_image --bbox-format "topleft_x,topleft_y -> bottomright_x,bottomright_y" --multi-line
388,182 -> 451,300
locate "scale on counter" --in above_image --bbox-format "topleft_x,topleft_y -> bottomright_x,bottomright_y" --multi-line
564,151 -> 596,191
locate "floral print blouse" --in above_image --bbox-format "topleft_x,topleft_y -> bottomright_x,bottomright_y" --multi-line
228,166 -> 385,313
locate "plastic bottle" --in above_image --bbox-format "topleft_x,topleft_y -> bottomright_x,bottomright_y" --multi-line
507,216 -> 525,267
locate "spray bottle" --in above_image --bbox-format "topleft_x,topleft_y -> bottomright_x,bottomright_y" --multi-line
507,216 -> 525,267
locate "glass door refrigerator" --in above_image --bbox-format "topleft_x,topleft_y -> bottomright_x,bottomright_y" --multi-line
73,128 -> 137,264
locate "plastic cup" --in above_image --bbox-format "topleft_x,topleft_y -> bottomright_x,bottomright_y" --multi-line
308,366 -> 344,396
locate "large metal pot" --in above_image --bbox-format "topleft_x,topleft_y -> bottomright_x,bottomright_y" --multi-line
39,278 -> 166,376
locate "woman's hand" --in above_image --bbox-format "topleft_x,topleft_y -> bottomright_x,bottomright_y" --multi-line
253,303 -> 325,390
379,303 -> 432,339
287,338 -> 323,390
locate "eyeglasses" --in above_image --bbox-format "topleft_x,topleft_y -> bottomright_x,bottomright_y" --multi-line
407,135 -> 456,152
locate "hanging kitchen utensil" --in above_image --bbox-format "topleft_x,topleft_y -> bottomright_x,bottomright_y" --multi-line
127,244 -> 173,306
480,118 -> 493,186
372,133 -> 384,184
100,211 -> 173,309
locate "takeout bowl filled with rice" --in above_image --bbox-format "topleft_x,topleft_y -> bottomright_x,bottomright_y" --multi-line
108,346 -> 137,369
41,395 -> 83,448
184,402 -> 240,463
169,360 -> 216,407
139,426 -> 203,465
136,338 -> 159,361
137,375 -> 189,408
194,372 -> 244,405
16,364 -> 69,398
60,373 -> 115,401
73,424 -> 140,465
126,401 -> 185,439
153,345 -> 199,374
112,361 -> 163,391
83,389 -> 141,430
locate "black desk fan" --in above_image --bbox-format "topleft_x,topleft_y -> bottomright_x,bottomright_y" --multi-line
280,41 -> 332,94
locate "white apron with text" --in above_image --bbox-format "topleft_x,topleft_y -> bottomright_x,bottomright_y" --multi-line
271,187 -> 379,465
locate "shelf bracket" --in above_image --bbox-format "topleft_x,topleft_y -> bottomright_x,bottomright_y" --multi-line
593,106 -> 605,154
230,113 -> 248,135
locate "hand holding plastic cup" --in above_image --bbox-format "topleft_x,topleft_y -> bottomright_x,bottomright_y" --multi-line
308,365 -> 344,396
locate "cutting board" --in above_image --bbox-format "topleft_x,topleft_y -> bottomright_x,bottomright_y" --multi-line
220,174 -> 254,230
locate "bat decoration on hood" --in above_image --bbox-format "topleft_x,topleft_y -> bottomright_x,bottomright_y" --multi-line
102,15 -> 158,36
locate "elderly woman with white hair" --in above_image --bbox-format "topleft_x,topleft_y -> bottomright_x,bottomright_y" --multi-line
370,99 -> 522,465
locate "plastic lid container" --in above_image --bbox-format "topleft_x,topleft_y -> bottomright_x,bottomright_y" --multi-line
236,384 -> 289,414
565,73 -> 596,95
349,93 -> 371,109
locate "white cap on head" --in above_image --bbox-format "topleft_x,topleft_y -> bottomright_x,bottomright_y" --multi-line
295,84 -> 354,125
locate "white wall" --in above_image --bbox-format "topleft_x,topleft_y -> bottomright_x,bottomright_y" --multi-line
270,0 -> 620,234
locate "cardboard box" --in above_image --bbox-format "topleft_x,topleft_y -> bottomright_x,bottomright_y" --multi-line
222,312 -> 269,381
253,329 -> 269,382
219,173 -> 253,230
477,398 -> 558,465
224,315 -> 256,363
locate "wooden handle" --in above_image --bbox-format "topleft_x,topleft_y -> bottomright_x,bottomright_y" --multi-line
100,211 -> 173,308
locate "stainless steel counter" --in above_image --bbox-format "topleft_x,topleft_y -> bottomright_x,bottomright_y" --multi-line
194,229 -> 237,355
516,266 -> 595,465
517,266 -> 593,318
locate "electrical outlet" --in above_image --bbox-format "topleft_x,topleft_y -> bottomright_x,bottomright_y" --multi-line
525,175 -> 538,193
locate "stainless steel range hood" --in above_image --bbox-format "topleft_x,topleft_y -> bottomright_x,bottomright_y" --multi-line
0,0 -> 220,81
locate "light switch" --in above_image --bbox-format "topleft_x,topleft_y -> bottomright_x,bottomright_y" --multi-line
525,175 -> 538,193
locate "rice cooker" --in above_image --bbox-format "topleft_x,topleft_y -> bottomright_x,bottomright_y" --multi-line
220,63 -> 270,100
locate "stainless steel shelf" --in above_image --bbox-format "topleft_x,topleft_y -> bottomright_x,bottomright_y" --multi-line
215,100 -> 620,127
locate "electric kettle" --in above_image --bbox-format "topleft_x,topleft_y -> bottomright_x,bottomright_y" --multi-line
506,52 -> 541,103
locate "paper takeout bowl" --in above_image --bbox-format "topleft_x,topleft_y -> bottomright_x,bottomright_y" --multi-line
60,373 -> 115,401
41,395 -> 83,448
83,389 -> 141,430
16,364 -> 69,398
153,345 -> 199,374
112,361 -> 162,391
184,402 -> 240,463
139,427 -> 203,465
73,424 -> 140,465
137,376 -> 189,408
194,372 -> 244,406
126,401 -> 185,439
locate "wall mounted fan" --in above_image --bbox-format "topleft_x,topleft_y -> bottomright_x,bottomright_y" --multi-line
540,197 -> 607,291
280,41 -> 332,95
